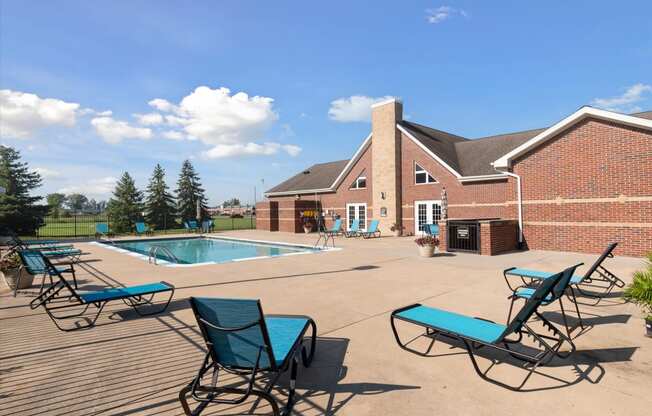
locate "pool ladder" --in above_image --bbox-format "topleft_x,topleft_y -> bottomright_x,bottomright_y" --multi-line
148,245 -> 179,265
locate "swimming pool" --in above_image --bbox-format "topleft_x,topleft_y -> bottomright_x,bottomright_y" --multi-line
96,236 -> 324,266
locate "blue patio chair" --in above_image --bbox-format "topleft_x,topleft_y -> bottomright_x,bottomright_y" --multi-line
29,252 -> 174,332
361,219 -> 381,239
135,222 -> 153,236
13,236 -> 84,263
184,220 -> 200,233
427,224 -> 440,236
507,263 -> 584,337
179,297 -> 316,416
344,219 -> 360,238
9,235 -> 74,252
201,219 -> 213,233
504,243 -> 624,306
95,222 -> 113,239
16,249 -> 78,296
391,265 -> 578,390
314,219 -> 342,248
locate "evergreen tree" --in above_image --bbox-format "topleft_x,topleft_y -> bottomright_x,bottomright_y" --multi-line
106,172 -> 143,233
0,146 -> 48,234
175,160 -> 208,222
144,164 -> 176,229
46,193 -> 66,218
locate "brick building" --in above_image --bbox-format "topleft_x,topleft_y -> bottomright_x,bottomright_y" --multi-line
257,99 -> 652,257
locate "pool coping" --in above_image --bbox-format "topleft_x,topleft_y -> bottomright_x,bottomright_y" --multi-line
89,235 -> 341,267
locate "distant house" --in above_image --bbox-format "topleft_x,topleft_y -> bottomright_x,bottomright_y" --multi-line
257,98 -> 652,256
208,205 -> 253,217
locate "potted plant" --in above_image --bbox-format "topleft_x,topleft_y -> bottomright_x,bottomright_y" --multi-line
303,221 -> 313,233
390,222 -> 404,237
623,252 -> 652,337
0,253 -> 33,291
415,235 -> 439,257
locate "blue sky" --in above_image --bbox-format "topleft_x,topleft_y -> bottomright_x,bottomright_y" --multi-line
1,0 -> 651,205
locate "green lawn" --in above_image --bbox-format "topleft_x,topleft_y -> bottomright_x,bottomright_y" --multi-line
35,215 -> 255,237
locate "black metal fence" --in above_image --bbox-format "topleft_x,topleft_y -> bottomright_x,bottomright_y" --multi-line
34,214 -> 256,238
447,220 -> 480,253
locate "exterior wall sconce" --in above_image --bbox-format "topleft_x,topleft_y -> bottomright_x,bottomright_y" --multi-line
381,192 -> 386,200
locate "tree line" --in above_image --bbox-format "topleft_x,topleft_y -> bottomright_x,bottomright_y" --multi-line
0,144 -> 209,235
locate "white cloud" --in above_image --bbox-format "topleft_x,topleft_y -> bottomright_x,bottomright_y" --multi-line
134,112 -> 164,125
591,83 -> 652,113
426,6 -> 468,24
90,116 -> 152,144
148,98 -> 177,112
202,142 -> 302,159
33,167 -> 61,179
0,89 -> 80,138
328,95 -> 395,122
58,176 -> 118,197
162,130 -> 184,140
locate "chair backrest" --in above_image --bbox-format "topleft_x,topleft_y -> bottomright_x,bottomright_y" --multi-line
17,249 -> 47,274
202,220 -> 212,228
25,251 -> 83,305
135,222 -> 146,233
428,224 -> 439,236
368,219 -> 379,232
550,263 -> 583,300
96,223 -> 109,234
188,220 -> 198,228
500,264 -> 579,338
190,297 -> 276,370
581,242 -> 618,281
331,219 -> 342,232
349,219 -> 359,231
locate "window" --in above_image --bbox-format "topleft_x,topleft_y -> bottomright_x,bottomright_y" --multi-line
350,174 -> 367,189
415,163 -> 436,184
346,203 -> 367,231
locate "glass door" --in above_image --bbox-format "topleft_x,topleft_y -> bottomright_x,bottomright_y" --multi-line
414,200 -> 441,235
346,203 -> 367,231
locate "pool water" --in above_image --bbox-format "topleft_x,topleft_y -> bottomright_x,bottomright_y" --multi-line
111,237 -> 318,265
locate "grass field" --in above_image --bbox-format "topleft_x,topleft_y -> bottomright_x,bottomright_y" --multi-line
35,215 -> 255,238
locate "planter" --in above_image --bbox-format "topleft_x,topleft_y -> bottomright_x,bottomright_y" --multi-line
646,318 -> 652,338
1,267 -> 34,290
392,230 -> 401,237
303,225 -> 313,234
418,244 -> 435,257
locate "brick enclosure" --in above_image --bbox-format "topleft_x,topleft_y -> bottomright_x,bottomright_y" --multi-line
260,102 -> 652,257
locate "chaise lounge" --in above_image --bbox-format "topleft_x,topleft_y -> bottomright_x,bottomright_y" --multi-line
361,219 -> 381,239
503,242 -> 625,306
390,264 -> 579,390
29,252 -> 174,331
179,297 -> 316,416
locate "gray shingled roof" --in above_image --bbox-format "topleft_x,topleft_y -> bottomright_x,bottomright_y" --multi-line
265,160 -> 349,194
267,109 -> 651,193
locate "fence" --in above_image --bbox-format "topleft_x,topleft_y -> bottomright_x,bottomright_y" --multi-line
35,214 -> 256,238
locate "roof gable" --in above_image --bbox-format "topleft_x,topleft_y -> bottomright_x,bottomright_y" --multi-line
493,107 -> 652,169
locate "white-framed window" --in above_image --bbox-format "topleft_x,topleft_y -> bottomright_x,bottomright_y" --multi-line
346,203 -> 367,231
350,170 -> 367,189
350,174 -> 367,189
415,163 -> 437,184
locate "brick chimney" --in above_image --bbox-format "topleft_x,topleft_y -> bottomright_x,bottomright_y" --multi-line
371,98 -> 403,235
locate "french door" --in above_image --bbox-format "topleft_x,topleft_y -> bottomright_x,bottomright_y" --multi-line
414,200 -> 441,235
346,203 -> 367,231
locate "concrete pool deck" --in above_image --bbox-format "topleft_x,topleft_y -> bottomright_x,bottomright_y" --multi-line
1,230 -> 650,415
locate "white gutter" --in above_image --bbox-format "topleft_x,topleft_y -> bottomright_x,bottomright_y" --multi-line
493,165 -> 523,244
458,174 -> 509,183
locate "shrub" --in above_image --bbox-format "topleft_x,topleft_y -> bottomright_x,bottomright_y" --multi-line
623,252 -> 652,320
0,253 -> 21,272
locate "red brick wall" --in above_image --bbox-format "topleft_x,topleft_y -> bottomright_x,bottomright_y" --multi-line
400,133 -> 513,235
480,220 -> 519,255
255,201 -> 278,231
513,118 -> 652,257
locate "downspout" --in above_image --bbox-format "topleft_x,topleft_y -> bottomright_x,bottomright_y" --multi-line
493,165 -> 523,246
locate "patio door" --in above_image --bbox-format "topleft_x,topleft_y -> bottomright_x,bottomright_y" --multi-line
346,203 -> 367,231
414,200 -> 441,235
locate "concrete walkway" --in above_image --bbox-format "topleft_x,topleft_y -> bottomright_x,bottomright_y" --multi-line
0,230 -> 650,415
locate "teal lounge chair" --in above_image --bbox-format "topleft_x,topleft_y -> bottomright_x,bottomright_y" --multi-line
179,297 -> 316,416
135,222 -> 153,236
504,243 -> 624,306
344,219 -> 360,238
201,219 -> 213,233
10,235 -> 74,252
95,222 -> 113,239
424,224 -> 439,236
30,253 -> 174,331
391,265 -> 578,390
361,219 -> 381,239
314,219 -> 342,248
15,249 -> 78,296
184,220 -> 200,233
13,236 -> 84,263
